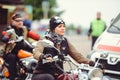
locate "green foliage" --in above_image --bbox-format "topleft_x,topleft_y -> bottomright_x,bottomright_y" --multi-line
24,0 -> 64,20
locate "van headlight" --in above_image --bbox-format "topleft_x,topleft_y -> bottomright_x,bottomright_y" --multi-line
88,68 -> 103,80
110,57 -> 118,63
108,57 -> 119,65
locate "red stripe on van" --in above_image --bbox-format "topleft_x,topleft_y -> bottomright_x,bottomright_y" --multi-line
97,44 -> 120,52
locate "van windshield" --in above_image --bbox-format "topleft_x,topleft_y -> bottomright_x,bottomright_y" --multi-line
107,19 -> 120,34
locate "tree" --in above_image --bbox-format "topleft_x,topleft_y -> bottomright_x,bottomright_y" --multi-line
24,0 -> 64,20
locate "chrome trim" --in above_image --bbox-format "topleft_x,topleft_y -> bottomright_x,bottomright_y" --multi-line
104,70 -> 120,75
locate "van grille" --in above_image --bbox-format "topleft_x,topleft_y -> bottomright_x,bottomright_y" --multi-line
96,59 -> 120,72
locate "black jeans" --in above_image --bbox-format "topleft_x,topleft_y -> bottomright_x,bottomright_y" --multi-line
91,36 -> 98,50
2,43 -> 19,80
31,73 -> 55,80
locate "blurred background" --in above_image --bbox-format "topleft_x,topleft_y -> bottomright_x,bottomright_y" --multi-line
0,0 -> 120,55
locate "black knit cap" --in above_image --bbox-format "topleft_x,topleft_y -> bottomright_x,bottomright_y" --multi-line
12,13 -> 22,20
49,16 -> 65,31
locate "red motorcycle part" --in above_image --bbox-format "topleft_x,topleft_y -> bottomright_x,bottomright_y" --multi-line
28,30 -> 40,40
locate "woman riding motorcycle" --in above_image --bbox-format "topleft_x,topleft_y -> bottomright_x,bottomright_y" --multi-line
32,16 -> 95,80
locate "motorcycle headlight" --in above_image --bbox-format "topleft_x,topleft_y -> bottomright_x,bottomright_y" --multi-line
88,68 -> 103,80
91,77 -> 101,80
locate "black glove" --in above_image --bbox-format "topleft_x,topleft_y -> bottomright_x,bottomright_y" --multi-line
89,60 -> 95,66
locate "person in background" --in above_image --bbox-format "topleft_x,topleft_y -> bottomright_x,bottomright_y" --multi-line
76,28 -> 81,35
88,12 -> 106,50
1,13 -> 40,80
23,13 -> 32,30
31,16 -> 95,80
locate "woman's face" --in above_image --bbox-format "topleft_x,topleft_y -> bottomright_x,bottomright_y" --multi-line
54,24 -> 65,36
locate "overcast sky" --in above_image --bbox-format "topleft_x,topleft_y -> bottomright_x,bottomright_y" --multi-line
56,0 -> 120,28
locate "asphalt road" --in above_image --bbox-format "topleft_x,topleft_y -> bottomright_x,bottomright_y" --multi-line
66,35 -> 92,57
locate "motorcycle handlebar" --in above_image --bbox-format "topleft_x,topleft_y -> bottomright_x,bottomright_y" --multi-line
42,55 -> 79,67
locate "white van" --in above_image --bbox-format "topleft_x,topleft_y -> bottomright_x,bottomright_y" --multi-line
88,13 -> 120,80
